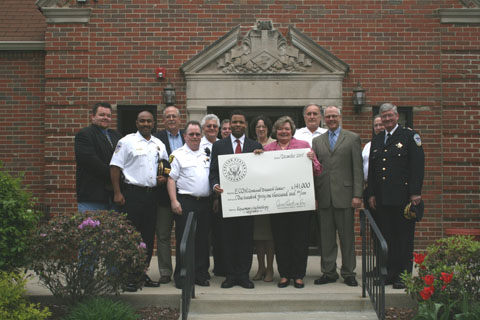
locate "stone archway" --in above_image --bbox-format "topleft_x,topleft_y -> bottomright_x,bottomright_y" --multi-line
180,20 -> 349,121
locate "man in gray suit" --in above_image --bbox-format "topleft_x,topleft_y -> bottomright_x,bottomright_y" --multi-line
312,105 -> 363,287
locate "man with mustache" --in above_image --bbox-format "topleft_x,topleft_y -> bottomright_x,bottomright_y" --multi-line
110,111 -> 168,291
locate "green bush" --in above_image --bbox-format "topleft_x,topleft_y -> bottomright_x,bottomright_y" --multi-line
0,163 -> 41,271
29,210 -> 147,304
403,235 -> 480,319
64,297 -> 139,320
0,270 -> 51,320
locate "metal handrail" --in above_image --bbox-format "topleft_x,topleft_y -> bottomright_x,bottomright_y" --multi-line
180,211 -> 197,320
360,209 -> 388,320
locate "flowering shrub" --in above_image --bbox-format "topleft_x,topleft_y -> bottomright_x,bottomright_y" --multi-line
402,236 -> 480,319
29,210 -> 147,304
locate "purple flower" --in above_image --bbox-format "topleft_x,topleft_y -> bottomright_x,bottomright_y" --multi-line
139,242 -> 147,249
40,233 -> 47,237
78,217 -> 101,229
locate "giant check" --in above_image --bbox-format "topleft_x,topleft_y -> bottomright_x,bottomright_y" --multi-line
219,148 -> 315,218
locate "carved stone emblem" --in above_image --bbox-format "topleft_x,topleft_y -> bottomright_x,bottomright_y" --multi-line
217,20 -> 312,73
460,0 -> 480,7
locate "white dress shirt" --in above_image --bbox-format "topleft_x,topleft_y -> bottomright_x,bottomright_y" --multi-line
110,131 -> 168,187
294,126 -> 327,147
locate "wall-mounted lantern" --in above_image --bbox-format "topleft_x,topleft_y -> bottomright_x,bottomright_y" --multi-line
353,82 -> 366,114
163,83 -> 176,107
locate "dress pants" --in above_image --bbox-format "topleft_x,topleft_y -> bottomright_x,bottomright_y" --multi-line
376,205 -> 415,282
270,212 -> 309,279
222,215 -> 253,281
318,206 -> 356,279
173,195 -> 211,284
156,204 -> 174,277
118,186 -> 157,265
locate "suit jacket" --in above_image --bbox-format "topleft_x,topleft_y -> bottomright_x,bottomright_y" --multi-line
367,126 -> 424,206
75,124 -> 122,203
209,135 -> 262,190
154,129 -> 185,205
312,129 -> 363,209
154,129 -> 185,155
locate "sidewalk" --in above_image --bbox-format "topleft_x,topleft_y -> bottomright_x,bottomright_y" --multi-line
26,254 -> 416,310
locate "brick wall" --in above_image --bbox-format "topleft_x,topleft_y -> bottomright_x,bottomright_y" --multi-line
0,51 -> 46,200
1,0 -> 479,251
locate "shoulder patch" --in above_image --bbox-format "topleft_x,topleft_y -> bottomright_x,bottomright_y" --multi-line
115,141 -> 122,153
413,134 -> 422,147
169,154 -> 175,163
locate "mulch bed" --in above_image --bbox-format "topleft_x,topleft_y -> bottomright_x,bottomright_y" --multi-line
39,302 -> 180,320
385,306 -> 418,320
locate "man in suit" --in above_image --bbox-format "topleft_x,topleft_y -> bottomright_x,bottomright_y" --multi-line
312,105 -> 363,287
153,106 -> 185,284
75,102 -> 122,213
209,110 -> 262,289
367,103 -> 424,289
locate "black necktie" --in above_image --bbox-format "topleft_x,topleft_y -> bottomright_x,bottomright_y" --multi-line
385,132 -> 391,144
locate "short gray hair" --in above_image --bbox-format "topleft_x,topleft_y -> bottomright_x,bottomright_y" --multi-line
271,116 -> 296,139
379,103 -> 398,114
162,106 -> 180,117
201,114 -> 220,128
325,105 -> 341,116
303,103 -> 322,116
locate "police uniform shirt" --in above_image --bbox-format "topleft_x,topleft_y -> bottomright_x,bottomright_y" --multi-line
110,131 -> 168,187
169,144 -> 211,197
368,125 -> 424,206
200,136 -> 218,154
294,126 -> 327,147
362,141 -> 372,182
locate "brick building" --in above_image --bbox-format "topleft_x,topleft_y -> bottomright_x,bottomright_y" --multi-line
1,0 -> 479,250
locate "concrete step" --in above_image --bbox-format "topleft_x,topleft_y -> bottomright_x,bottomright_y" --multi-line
188,310 -> 378,320
188,292 -> 373,314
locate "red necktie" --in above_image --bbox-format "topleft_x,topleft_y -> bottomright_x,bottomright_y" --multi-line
235,139 -> 241,154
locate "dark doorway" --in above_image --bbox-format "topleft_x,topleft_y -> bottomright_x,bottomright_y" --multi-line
207,106 -> 305,139
117,105 -> 157,136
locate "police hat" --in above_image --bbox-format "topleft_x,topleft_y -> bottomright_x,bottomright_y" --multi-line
404,200 -> 424,222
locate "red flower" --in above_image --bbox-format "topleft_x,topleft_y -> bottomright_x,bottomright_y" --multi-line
423,274 -> 435,286
420,286 -> 435,300
440,272 -> 453,284
442,285 -> 446,291
413,252 -> 426,265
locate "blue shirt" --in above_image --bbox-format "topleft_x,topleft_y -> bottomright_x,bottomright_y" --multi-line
167,130 -> 183,151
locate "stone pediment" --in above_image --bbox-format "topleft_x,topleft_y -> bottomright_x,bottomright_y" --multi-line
181,21 -> 349,76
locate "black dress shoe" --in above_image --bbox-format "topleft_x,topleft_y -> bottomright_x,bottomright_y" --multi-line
344,276 -> 358,287
314,275 -> 337,285
294,280 -> 304,289
195,279 -> 210,287
144,275 -> 160,287
277,279 -> 290,288
159,275 -> 171,284
124,283 -> 138,292
237,279 -> 254,289
221,278 -> 236,288
393,279 -> 406,289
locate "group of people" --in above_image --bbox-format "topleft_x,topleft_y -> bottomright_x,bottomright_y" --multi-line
74,101 -> 424,292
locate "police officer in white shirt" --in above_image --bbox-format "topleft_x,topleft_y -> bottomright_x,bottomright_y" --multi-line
167,121 -> 212,289
294,103 -> 327,146
110,111 -> 168,291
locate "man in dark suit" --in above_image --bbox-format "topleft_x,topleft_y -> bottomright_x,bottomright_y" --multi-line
209,110 -> 262,289
75,102 -> 122,213
368,103 -> 424,289
153,106 -> 185,284
312,105 -> 363,287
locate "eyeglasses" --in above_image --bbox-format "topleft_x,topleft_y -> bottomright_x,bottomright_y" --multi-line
325,114 -> 339,119
206,124 -> 218,129
187,133 -> 201,137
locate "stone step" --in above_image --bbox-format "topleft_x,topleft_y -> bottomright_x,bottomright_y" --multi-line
188,310 -> 378,320
188,292 -> 374,314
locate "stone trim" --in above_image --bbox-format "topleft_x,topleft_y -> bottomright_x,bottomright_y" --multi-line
41,7 -> 92,24
438,8 -> 480,23
0,41 -> 45,51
